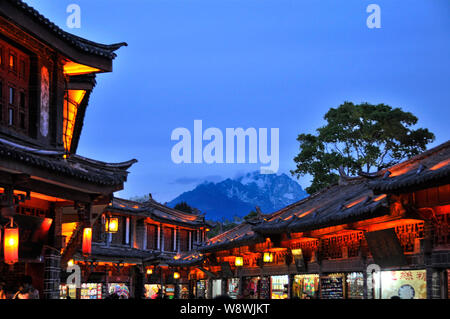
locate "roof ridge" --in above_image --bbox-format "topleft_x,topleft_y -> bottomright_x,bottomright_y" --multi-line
8,0 -> 127,59
382,139 -> 450,173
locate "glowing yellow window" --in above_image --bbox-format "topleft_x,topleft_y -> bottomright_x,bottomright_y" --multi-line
63,90 -> 86,152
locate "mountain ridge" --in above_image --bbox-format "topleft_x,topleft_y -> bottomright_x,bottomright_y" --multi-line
167,171 -> 307,221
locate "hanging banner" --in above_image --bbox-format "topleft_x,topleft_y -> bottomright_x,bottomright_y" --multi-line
364,228 -> 407,267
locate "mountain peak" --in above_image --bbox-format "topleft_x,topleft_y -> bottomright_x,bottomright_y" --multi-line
168,171 -> 307,221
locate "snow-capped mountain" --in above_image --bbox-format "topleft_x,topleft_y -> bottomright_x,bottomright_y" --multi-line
167,171 -> 307,221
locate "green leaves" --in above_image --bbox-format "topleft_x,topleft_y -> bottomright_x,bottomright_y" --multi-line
292,102 -> 435,194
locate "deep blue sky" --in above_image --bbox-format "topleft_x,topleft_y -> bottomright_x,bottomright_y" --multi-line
25,0 -> 450,203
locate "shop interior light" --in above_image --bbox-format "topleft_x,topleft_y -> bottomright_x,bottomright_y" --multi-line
67,259 -> 74,267
173,272 -> 180,279
263,252 -> 273,263
146,268 -> 153,275
235,256 -> 243,267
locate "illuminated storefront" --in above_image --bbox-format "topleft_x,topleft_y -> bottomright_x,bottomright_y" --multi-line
144,284 -> 162,299
80,283 -> 103,299
374,270 -> 427,299
108,283 -> 130,299
320,274 -> 346,299
227,278 -> 240,299
271,275 -> 289,299
211,279 -> 222,298
292,274 -> 319,299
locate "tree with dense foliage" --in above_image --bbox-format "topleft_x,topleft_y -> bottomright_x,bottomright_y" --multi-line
174,201 -> 194,214
291,102 -> 435,194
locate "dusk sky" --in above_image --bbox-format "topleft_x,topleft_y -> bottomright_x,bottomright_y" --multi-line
25,0 -> 450,203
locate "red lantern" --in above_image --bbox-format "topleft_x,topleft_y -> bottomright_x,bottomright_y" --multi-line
82,227 -> 92,255
4,219 -> 19,265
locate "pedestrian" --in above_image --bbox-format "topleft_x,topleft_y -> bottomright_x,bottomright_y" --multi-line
13,276 -> 39,299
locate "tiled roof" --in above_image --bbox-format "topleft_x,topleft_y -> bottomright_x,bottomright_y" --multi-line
199,221 -> 264,253
74,243 -> 161,262
107,197 -> 207,227
164,251 -> 204,267
0,139 -> 136,186
7,0 -> 127,59
200,179 -> 389,251
369,140 -> 450,193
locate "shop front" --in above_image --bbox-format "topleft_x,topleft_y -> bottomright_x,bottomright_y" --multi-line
346,272 -> 364,299
178,283 -> 190,299
270,275 -> 289,299
196,279 -> 208,298
144,284 -> 162,299
242,276 -> 270,299
164,284 -> 176,299
227,278 -> 240,299
320,273 -> 346,299
211,279 -> 222,298
108,282 -> 130,299
374,270 -> 427,299
80,283 -> 103,299
59,283 -> 76,299
292,274 -> 319,299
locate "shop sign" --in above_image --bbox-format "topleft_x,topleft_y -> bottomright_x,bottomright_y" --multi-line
380,270 -> 427,299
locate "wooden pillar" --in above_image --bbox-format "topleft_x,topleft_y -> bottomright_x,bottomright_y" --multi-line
424,219 -> 434,299
43,204 -> 62,299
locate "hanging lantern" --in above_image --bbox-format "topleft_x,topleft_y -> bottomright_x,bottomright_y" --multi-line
146,268 -> 153,275
105,215 -> 119,233
82,227 -> 92,255
263,252 -> 273,263
4,218 -> 19,265
235,256 -> 243,267
173,272 -> 180,279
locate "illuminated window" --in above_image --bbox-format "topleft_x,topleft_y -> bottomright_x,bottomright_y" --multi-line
9,53 -> 16,72
63,90 -> 86,152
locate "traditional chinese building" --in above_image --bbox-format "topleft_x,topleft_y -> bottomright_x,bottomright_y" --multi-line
180,140 -> 450,299
59,196 -> 211,299
0,0 -> 136,299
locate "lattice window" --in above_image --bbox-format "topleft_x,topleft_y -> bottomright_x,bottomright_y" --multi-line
63,90 -> 86,152
290,240 -> 319,260
321,232 -> 364,260
394,222 -> 424,253
16,205 -> 48,218
433,214 -> 449,247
